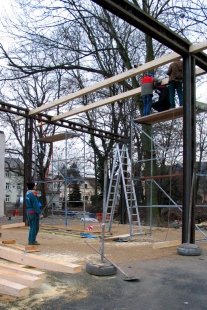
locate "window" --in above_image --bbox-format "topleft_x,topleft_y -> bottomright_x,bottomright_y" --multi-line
83,195 -> 88,200
84,183 -> 88,189
17,184 -> 21,190
6,183 -> 10,190
5,172 -> 10,177
5,195 -> 10,202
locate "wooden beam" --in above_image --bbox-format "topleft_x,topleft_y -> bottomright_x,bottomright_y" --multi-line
103,234 -> 130,241
25,245 -> 39,252
134,103 -> 207,125
153,240 -> 181,249
25,52 -> 181,116
1,243 -> 40,252
37,132 -> 81,142
189,40 -> 207,53
0,268 -> 43,288
0,222 -> 25,229
1,240 -> 16,244
0,262 -> 46,280
0,278 -> 29,297
0,246 -> 81,274
36,67 -> 206,127
161,67 -> 205,86
52,87 -> 141,121
16,42 -> 207,123
27,44 -> 207,116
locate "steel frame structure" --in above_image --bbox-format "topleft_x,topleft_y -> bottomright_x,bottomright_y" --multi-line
91,0 -> 206,244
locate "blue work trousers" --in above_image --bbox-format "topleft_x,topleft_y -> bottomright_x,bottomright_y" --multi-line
169,80 -> 183,108
27,212 -> 39,244
142,94 -> 153,116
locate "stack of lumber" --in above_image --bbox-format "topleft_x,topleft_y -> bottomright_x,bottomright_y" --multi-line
0,262 -> 46,297
0,222 -> 82,297
0,246 -> 81,274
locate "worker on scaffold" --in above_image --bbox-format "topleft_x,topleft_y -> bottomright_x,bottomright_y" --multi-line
141,72 -> 157,116
167,59 -> 183,109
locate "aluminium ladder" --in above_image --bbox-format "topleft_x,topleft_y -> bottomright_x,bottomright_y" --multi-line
105,144 -> 143,235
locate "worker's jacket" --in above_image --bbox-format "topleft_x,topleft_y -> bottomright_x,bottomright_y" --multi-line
141,76 -> 155,96
167,60 -> 183,82
26,190 -> 41,215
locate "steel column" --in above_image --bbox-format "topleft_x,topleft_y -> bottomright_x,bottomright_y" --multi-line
182,55 -> 196,243
23,117 -> 33,223
190,57 -> 196,244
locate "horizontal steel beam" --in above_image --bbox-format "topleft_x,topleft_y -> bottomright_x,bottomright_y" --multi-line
91,0 -> 207,71
0,100 -> 125,142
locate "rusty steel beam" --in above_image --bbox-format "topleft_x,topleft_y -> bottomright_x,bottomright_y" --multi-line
91,0 -> 207,71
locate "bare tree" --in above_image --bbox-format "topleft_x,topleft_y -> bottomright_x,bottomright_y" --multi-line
1,0 -> 207,221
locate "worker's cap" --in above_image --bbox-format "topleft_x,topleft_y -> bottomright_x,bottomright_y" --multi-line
147,72 -> 154,77
27,182 -> 36,190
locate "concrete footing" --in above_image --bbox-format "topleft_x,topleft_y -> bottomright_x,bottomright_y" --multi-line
177,243 -> 202,256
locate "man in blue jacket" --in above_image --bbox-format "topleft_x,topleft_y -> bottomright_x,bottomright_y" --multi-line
26,182 -> 41,245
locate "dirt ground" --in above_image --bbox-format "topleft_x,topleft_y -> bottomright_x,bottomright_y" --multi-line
0,215 -> 207,310
0,215 -> 189,264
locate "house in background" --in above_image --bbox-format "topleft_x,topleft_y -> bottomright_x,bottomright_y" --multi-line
81,177 -> 100,204
46,175 -> 100,210
4,157 -> 24,208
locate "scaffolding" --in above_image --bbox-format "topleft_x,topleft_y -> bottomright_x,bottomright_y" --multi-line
35,131 -> 91,228
131,104 -> 207,240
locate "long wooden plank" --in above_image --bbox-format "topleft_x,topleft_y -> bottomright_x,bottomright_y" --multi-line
26,42 -> 207,117
37,67 -> 205,126
52,87 -> 141,120
153,240 -> 181,249
0,222 -> 25,229
189,40 -> 207,53
0,246 -> 81,274
13,52 -> 181,123
0,278 -> 29,297
0,268 -> 43,288
2,243 -> 40,252
134,103 -> 207,125
103,234 -> 130,241
16,42 -> 207,123
0,262 -> 46,280
2,240 -> 16,244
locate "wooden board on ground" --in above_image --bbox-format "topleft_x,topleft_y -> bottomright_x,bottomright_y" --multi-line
0,268 -> 43,288
25,245 -> 39,252
40,225 -> 107,235
2,240 -> 16,244
1,242 -> 39,252
197,221 -> 207,227
0,278 -> 29,297
153,240 -> 181,249
40,226 -> 59,231
0,262 -> 46,280
0,246 -> 81,274
0,222 -> 25,229
103,234 -> 130,241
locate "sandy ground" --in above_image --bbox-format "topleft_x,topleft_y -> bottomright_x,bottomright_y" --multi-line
0,215 -> 206,309
0,215 -> 207,264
